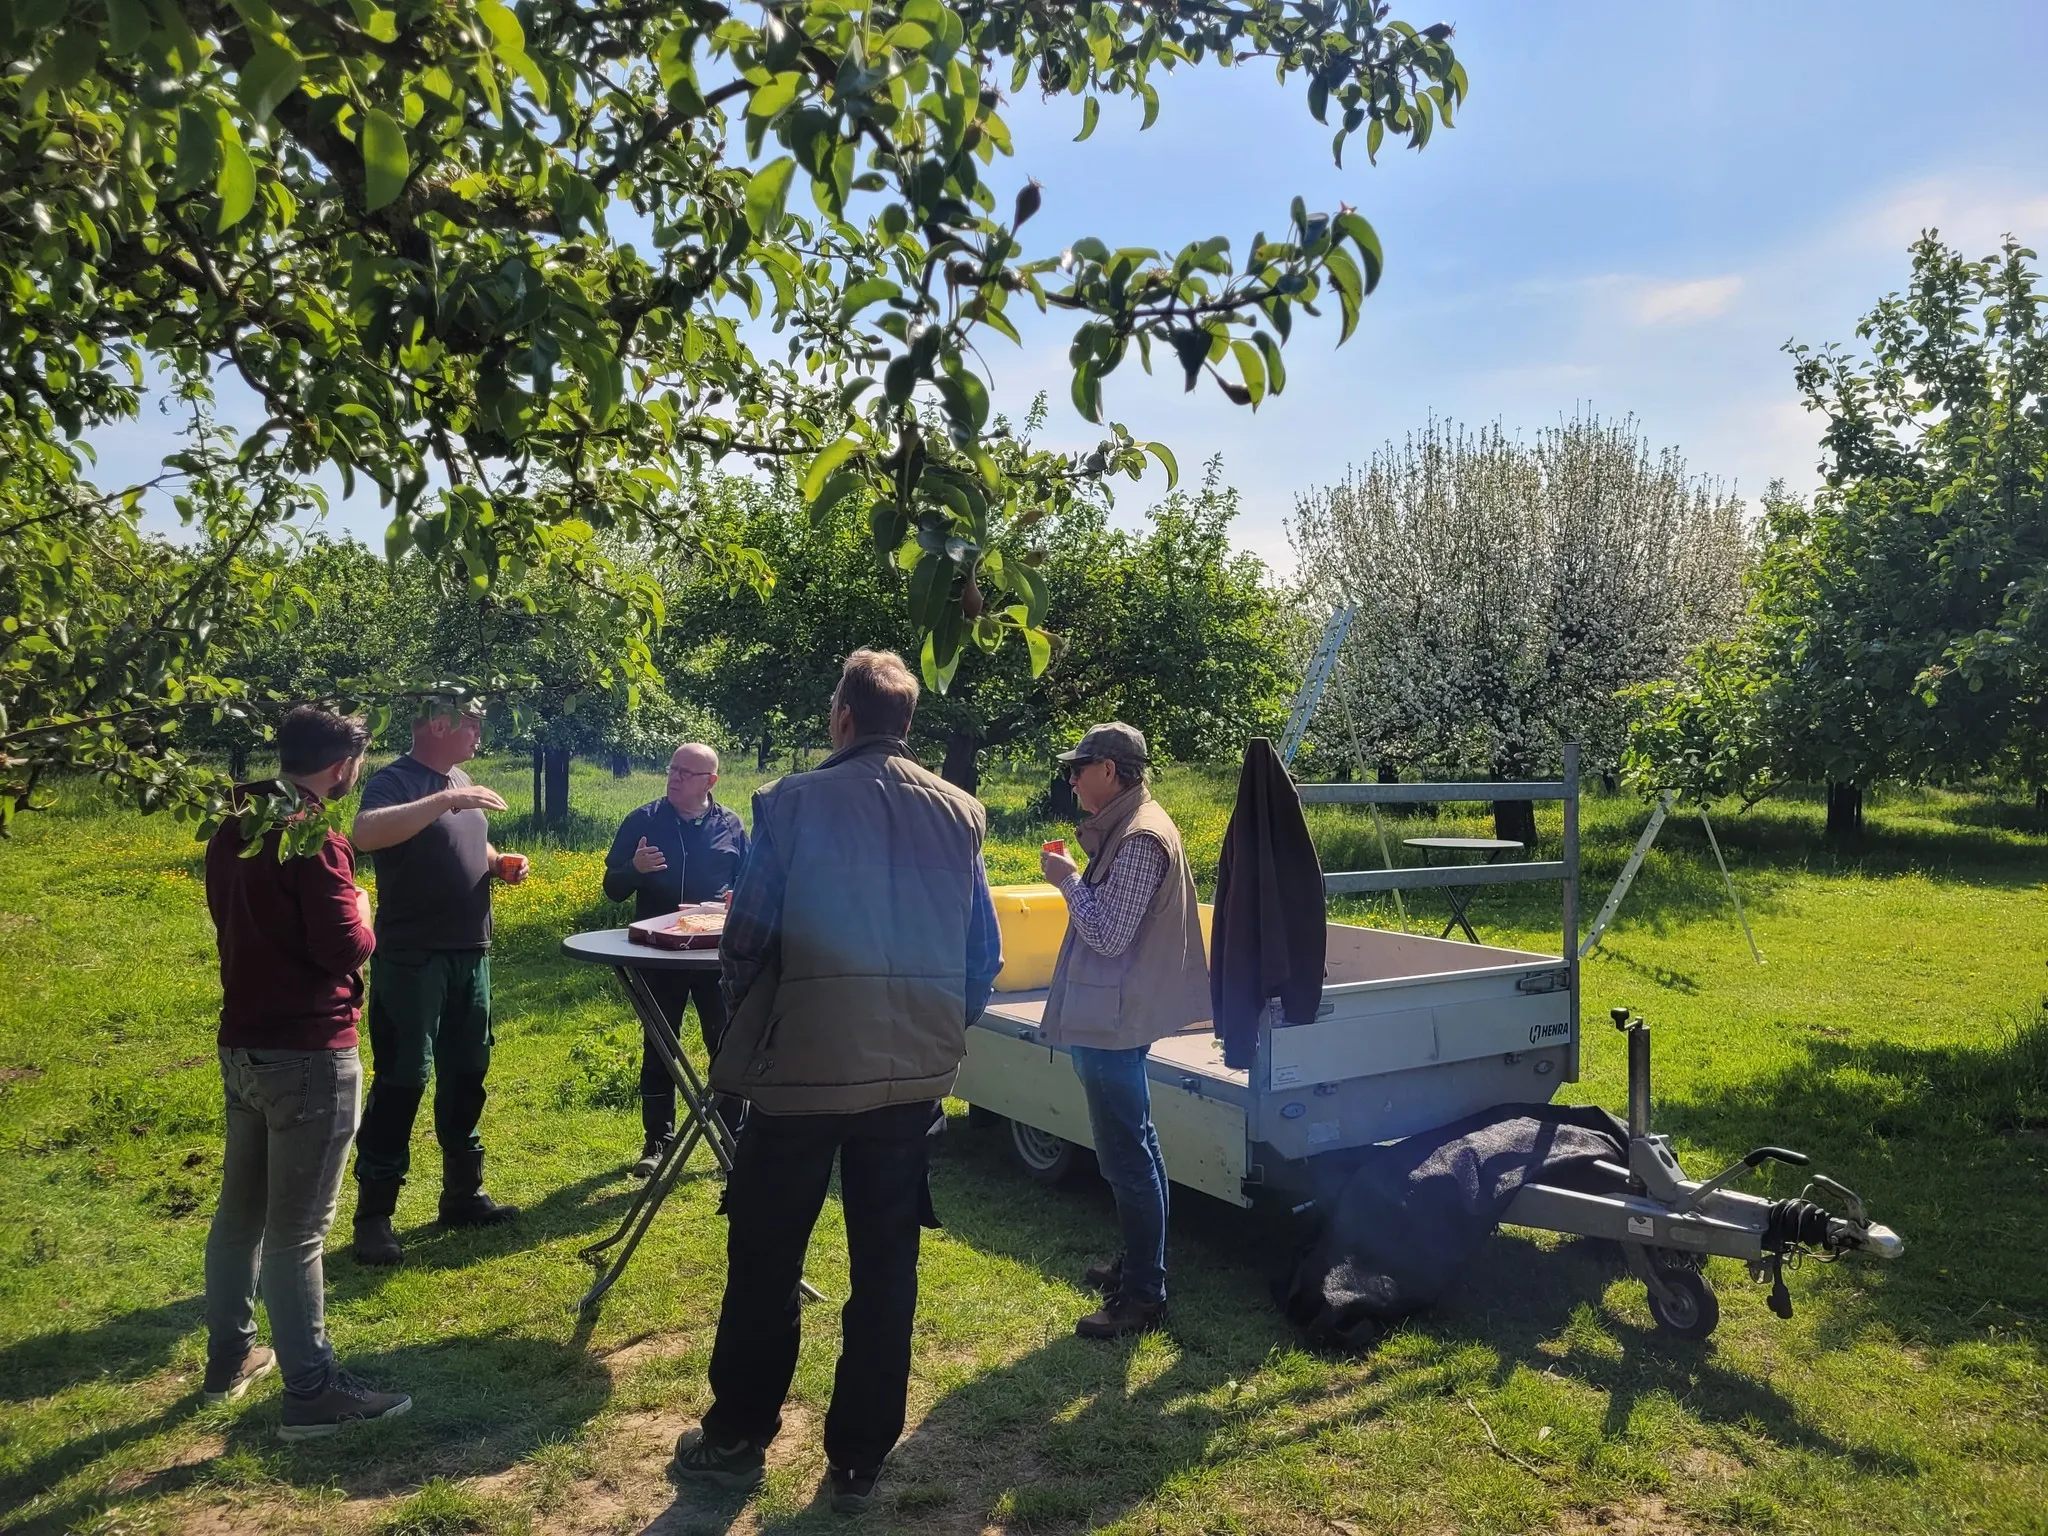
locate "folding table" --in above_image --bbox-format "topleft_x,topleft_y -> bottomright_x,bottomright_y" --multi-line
560,928 -> 823,1313
1401,836 -> 1525,942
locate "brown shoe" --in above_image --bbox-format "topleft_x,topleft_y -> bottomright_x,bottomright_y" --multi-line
1084,1255 -> 1123,1293
1076,1293 -> 1166,1340
202,1345 -> 275,1403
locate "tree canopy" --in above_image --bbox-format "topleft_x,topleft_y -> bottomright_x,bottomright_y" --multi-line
1291,413 -> 1749,838
665,443 -> 1301,791
1625,235 -> 2048,834
1,0 -> 1463,832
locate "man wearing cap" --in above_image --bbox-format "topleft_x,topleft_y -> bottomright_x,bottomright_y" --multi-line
348,697 -> 529,1266
1039,722 -> 1210,1338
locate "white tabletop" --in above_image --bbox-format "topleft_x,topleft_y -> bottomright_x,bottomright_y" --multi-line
561,928 -> 722,970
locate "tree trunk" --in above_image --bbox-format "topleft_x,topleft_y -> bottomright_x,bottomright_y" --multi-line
756,731 -> 772,771
1045,771 -> 1078,820
1825,780 -> 1864,840
531,745 -> 543,821
610,752 -> 631,778
1377,760 -> 1400,784
542,747 -> 572,826
940,730 -> 981,795
228,744 -> 249,781
1492,798 -> 1537,849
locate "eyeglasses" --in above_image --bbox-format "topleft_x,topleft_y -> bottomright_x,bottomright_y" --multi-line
669,767 -> 716,781
1064,759 -> 1098,781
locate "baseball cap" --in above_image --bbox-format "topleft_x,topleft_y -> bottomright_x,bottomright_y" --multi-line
1057,721 -> 1149,771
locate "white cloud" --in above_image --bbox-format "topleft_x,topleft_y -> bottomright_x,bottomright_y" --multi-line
1631,274 -> 1745,325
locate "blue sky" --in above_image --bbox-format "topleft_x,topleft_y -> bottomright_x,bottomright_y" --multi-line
106,0 -> 2048,572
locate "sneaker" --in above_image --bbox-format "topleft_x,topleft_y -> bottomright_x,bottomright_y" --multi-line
277,1369 -> 413,1440
828,1464 -> 879,1514
672,1426 -> 766,1492
1075,1292 -> 1167,1340
202,1345 -> 275,1404
1083,1255 -> 1123,1294
631,1137 -> 669,1180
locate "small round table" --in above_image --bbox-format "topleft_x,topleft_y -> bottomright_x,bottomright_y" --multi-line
560,930 -> 823,1313
1402,837 -> 1525,943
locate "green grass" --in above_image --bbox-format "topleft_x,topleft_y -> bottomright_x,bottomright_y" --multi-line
2,755 -> 2045,1534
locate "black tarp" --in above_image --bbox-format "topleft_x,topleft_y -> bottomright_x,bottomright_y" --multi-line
1210,737 -> 1325,1069
1276,1103 -> 1630,1351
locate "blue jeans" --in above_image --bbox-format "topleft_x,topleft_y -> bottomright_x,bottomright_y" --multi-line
205,1047 -> 361,1395
1070,1045 -> 1169,1304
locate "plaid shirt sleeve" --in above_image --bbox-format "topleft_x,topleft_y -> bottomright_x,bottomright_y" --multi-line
718,789 -> 786,1019
1060,834 -> 1168,958
966,852 -> 1002,1022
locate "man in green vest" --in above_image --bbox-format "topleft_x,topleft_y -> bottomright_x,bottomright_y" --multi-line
1040,722 -> 1211,1338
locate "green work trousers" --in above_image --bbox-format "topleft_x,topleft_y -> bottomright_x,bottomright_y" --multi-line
353,948 -> 495,1186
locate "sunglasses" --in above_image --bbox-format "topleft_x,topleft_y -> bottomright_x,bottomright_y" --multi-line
1064,758 -> 1099,781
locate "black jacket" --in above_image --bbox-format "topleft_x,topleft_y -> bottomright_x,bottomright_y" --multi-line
1210,738 -> 1326,1070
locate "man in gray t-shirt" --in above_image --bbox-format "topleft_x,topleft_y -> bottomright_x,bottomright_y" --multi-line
347,698 -> 530,1266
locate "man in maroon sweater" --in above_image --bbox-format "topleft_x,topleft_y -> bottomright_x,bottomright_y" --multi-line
202,706 -> 411,1438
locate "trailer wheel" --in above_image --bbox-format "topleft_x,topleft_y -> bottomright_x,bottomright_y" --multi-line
1646,1266 -> 1719,1339
1008,1119 -> 1081,1185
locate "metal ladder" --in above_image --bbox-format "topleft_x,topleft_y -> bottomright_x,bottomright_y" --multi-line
1277,605 -> 1357,766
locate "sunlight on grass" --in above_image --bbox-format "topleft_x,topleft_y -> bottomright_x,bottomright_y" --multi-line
1,764 -> 2044,1533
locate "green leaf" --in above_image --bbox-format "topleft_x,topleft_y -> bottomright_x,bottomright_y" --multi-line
1075,96 -> 1099,142
802,437 -> 859,503
1335,211 -> 1384,293
1023,626 -> 1052,677
1145,441 -> 1180,490
1252,331 -> 1287,397
1323,246 -> 1364,342
214,115 -> 257,232
237,42 -> 305,125
478,0 -> 550,106
747,71 -> 803,119
106,0 -> 151,53
839,277 -> 902,320
360,108 -> 409,212
1230,338 -> 1266,407
808,469 -> 864,525
920,630 -> 962,692
745,156 -> 796,235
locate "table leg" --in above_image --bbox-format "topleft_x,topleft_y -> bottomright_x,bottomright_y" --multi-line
576,965 -> 823,1313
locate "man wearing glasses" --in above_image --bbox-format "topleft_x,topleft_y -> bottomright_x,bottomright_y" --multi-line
1038,722 -> 1210,1338
603,742 -> 749,1176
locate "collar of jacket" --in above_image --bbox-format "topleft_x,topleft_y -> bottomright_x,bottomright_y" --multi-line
815,734 -> 912,771
1076,780 -> 1153,863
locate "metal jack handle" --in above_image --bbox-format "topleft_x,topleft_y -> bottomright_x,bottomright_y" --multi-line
1677,1145 -> 1810,1215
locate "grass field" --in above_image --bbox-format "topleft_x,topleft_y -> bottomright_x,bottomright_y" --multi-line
1,755 -> 2045,1535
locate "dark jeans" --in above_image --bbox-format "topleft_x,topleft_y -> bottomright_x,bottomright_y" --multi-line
640,969 -> 729,1142
354,948 -> 493,1185
205,1047 -> 361,1395
702,1102 -> 940,1471
1071,1044 -> 1170,1304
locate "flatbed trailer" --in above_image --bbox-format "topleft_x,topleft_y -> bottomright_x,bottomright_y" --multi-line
954,751 -> 1584,1206
955,744 -> 1904,1338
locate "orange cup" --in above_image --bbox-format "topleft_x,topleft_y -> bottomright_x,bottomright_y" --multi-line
497,853 -> 528,881
1042,839 -> 1065,855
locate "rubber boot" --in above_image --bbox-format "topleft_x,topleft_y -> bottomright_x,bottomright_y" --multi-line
352,1177 -> 405,1266
437,1148 -> 519,1227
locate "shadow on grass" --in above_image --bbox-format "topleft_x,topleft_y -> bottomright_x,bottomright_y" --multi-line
16,1334 -> 613,1536
1657,1007 -> 2048,1347
642,1112 -> 1907,1534
0,1296 -> 206,1407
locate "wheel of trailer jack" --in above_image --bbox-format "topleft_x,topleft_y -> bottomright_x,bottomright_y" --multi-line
1646,1266 -> 1719,1339
1007,1118 -> 1081,1184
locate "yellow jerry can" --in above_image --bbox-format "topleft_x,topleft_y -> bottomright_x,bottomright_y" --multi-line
989,883 -> 1214,993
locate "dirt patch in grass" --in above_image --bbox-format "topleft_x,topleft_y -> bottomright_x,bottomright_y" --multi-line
1556,1496 -> 1713,1535
0,1064 -> 42,1082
